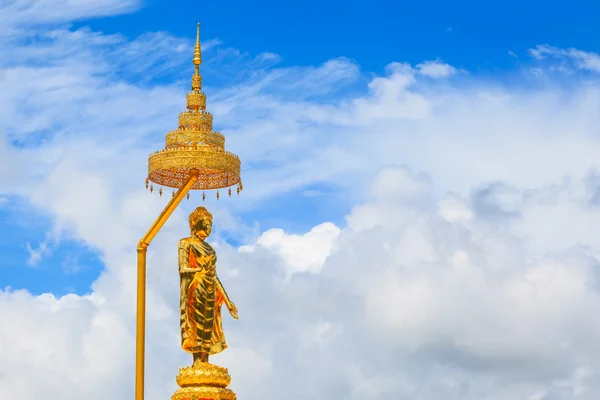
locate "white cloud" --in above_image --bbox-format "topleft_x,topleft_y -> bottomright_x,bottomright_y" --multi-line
0,0 -> 140,30
25,239 -> 50,266
370,165 -> 432,204
417,59 -> 457,78
239,222 -> 341,280
529,45 -> 600,73
437,193 -> 474,222
25,224 -> 63,266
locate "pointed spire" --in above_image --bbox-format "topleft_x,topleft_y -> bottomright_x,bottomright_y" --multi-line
193,23 -> 202,76
191,23 -> 202,92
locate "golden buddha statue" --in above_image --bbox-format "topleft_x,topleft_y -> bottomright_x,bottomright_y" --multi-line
178,206 -> 238,365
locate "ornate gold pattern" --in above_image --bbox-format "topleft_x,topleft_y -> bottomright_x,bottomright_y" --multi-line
192,75 -> 202,90
176,362 -> 231,387
172,386 -> 236,400
187,92 -> 207,110
147,22 -> 243,195
165,130 -> 225,150
173,362 -> 236,400
178,111 -> 213,131
148,148 -> 240,190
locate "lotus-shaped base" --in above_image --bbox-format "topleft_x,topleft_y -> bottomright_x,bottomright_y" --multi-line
172,361 -> 236,400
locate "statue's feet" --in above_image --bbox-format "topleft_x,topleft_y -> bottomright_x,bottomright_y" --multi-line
192,358 -> 207,368
192,352 -> 209,366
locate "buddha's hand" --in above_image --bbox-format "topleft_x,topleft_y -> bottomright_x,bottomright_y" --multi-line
228,302 -> 239,320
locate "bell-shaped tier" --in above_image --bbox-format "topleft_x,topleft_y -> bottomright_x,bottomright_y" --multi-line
148,147 -> 240,190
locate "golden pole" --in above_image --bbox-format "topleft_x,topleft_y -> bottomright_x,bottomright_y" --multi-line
135,168 -> 200,400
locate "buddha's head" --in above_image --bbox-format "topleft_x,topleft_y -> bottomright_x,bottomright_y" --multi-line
189,206 -> 213,240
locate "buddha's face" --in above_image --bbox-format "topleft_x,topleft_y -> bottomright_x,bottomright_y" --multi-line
193,218 -> 212,240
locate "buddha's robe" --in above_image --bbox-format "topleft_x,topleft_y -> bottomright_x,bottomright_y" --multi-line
178,238 -> 228,355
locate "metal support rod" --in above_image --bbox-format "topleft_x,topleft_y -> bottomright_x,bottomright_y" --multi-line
135,169 -> 199,400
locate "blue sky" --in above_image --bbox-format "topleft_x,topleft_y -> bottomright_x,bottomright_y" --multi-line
0,196 -> 103,295
4,1 -> 600,398
81,0 -> 600,74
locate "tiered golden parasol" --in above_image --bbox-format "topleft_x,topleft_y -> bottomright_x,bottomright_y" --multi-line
145,23 -> 242,200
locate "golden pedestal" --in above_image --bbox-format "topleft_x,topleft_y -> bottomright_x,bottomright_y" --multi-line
172,361 -> 236,400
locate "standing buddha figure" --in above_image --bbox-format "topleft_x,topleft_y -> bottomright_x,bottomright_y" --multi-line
178,206 -> 238,365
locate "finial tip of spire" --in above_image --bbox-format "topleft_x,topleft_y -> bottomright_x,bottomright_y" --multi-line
193,22 -> 202,71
